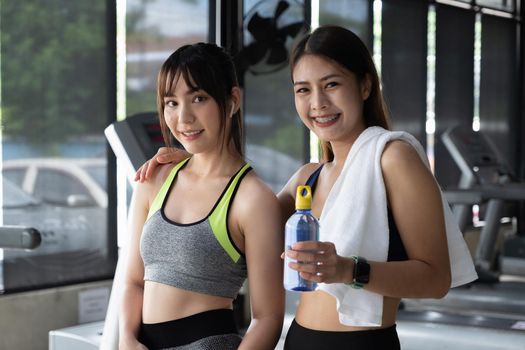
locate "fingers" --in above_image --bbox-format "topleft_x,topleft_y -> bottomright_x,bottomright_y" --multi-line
287,261 -> 330,283
299,271 -> 326,283
286,241 -> 339,283
286,251 -> 330,280
144,147 -> 169,180
134,165 -> 143,182
155,147 -> 175,163
133,147 -> 191,183
156,147 -> 190,164
134,161 -> 149,183
286,249 -> 326,264
291,241 -> 335,253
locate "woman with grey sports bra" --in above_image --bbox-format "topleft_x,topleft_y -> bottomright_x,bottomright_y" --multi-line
119,43 -> 284,350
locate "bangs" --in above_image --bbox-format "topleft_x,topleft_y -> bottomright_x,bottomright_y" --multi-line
161,66 -> 200,97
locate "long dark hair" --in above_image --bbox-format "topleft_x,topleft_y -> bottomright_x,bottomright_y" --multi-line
157,42 -> 243,157
290,25 -> 391,162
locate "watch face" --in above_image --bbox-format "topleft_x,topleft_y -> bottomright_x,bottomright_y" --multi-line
355,260 -> 370,284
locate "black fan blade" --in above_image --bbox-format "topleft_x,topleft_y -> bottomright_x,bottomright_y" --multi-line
248,12 -> 273,42
274,0 -> 290,20
280,21 -> 305,38
267,44 -> 288,65
244,42 -> 269,65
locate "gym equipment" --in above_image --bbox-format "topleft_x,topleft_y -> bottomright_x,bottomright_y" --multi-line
0,226 -> 41,250
50,113 -> 167,350
404,125 -> 525,319
442,125 -> 525,279
104,112 -> 170,183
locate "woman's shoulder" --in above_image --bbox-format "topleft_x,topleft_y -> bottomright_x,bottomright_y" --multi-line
283,162 -> 322,192
381,140 -> 431,185
237,169 -> 277,201
381,140 -> 423,169
135,162 -> 179,198
231,169 -> 281,217
297,162 -> 323,177
152,162 -> 180,186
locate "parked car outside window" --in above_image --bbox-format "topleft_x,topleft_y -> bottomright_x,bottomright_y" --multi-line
0,158 -> 109,292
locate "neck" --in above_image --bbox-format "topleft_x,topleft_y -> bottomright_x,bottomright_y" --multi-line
328,125 -> 366,169
187,142 -> 243,177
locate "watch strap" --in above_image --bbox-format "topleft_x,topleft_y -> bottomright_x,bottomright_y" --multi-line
346,255 -> 368,289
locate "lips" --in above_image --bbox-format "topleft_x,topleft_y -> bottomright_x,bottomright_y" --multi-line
311,113 -> 340,127
178,129 -> 204,140
180,130 -> 202,136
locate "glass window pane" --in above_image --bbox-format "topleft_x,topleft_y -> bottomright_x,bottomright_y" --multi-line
319,0 -> 371,48
476,0 -> 514,12
126,0 -> 209,116
0,0 -> 114,293
34,169 -> 93,206
2,169 -> 25,188
242,0 -> 306,193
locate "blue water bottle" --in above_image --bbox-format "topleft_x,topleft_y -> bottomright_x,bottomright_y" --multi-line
284,185 -> 320,292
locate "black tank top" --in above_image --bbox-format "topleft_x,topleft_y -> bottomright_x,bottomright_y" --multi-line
305,164 -> 408,261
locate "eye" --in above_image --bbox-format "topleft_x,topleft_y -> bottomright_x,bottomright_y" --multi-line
193,95 -> 206,103
295,87 -> 309,94
325,81 -> 339,89
165,100 -> 177,108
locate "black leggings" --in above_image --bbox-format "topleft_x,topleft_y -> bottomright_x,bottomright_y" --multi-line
138,309 -> 242,350
284,319 -> 401,350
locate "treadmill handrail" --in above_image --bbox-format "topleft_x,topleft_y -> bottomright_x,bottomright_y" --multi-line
0,226 -> 42,250
444,183 -> 525,204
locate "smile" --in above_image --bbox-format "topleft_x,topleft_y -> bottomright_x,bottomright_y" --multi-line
179,129 -> 204,141
312,114 -> 340,125
179,130 -> 204,137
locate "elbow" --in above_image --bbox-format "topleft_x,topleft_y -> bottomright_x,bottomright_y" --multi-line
432,270 -> 451,299
251,310 -> 285,330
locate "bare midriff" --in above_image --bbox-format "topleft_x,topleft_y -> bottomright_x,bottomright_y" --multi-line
295,290 -> 399,331
142,281 -> 233,324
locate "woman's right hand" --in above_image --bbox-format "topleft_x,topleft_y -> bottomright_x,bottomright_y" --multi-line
134,147 -> 189,182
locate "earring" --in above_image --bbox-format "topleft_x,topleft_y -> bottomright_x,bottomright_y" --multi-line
229,105 -> 235,118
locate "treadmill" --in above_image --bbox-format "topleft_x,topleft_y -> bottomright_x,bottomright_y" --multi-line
50,113 -> 170,350
403,125 -> 525,319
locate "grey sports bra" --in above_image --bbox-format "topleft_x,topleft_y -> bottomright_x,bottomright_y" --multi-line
140,158 -> 252,298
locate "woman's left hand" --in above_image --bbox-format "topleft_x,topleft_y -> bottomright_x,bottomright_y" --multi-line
286,241 -> 352,284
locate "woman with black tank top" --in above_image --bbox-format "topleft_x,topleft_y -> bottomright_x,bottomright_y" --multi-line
120,43 -> 284,350
136,26 -> 476,350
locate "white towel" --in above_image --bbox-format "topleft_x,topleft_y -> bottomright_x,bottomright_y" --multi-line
317,126 -> 478,327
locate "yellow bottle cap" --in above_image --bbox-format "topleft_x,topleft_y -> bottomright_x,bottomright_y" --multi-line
295,185 -> 312,210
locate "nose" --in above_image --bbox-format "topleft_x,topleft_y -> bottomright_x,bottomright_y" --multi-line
178,104 -> 194,124
311,89 -> 328,112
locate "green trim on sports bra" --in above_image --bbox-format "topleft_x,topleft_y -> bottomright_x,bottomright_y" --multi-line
208,163 -> 251,263
147,158 -> 191,221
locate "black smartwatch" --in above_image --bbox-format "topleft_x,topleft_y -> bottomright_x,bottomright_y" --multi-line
348,256 -> 370,289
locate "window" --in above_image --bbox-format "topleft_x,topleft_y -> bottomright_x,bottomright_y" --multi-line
0,0 -> 115,293
125,0 -> 209,116
242,0 -> 306,193
34,170 -> 94,207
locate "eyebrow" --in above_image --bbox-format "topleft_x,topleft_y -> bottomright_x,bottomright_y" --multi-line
164,87 -> 201,98
293,74 -> 342,86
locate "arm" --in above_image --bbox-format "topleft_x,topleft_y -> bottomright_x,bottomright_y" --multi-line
277,163 -> 320,222
118,181 -> 151,349
288,141 -> 451,299
235,177 -> 285,350
366,140 -> 451,298
135,147 -> 190,182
